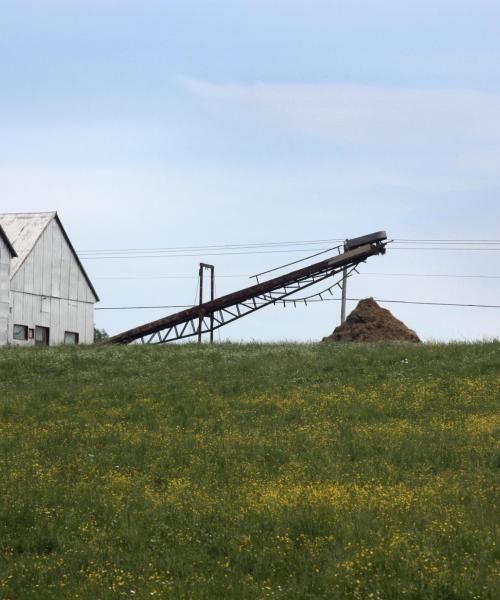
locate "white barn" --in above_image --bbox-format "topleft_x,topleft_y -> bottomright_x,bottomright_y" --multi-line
0,212 -> 99,346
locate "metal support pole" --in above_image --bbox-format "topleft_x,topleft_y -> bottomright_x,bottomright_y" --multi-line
198,264 -> 203,344
198,263 -> 215,344
210,267 -> 215,343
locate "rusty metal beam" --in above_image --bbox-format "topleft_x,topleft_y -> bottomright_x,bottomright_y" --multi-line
107,236 -> 387,345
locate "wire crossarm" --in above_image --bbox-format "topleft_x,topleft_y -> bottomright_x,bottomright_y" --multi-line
107,233 -> 387,345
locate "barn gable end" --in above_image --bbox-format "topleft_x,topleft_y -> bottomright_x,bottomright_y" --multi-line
10,216 -> 98,303
0,212 -> 99,346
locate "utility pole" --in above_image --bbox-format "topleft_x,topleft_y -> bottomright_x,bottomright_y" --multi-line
198,263 -> 215,343
340,240 -> 348,324
340,268 -> 347,324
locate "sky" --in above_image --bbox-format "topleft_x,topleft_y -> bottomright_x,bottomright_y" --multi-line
1,0 -> 499,342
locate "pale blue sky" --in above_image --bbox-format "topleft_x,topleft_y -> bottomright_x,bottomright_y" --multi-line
1,0 -> 499,341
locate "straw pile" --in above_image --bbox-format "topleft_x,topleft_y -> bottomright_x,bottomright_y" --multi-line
323,297 -> 421,343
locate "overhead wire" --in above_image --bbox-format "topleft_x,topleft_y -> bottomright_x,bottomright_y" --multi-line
93,271 -> 500,280
95,299 -> 500,311
90,237 -> 500,315
80,246 -> 500,260
81,248 -> 344,260
251,244 -> 342,279
88,247 -> 500,259
93,274 -> 248,280
392,239 -> 500,243
78,236 -> 500,260
360,272 -> 500,279
80,236 -> 500,254
389,247 -> 500,251
78,238 -> 345,255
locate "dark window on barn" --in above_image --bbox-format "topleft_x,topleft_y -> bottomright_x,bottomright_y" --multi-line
35,326 -> 50,346
64,331 -> 79,345
13,324 -> 28,341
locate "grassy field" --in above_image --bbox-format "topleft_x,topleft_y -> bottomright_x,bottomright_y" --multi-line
0,342 -> 498,599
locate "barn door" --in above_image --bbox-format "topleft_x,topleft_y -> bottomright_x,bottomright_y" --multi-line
35,326 -> 50,346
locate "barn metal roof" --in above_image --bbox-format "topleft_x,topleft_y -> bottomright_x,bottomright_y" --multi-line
0,212 -> 99,302
0,212 -> 54,273
0,225 -> 17,257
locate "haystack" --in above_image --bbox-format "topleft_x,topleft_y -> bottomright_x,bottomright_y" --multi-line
323,297 -> 421,343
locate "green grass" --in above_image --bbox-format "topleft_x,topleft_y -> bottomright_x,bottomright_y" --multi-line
0,342 -> 498,599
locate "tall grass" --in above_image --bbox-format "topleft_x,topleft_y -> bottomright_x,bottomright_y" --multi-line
0,342 -> 498,599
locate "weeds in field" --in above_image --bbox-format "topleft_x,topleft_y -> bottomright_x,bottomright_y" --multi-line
0,342 -> 498,599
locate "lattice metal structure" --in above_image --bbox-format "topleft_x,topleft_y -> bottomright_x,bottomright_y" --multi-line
108,231 -> 387,345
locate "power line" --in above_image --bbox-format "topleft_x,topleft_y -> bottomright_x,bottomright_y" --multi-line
82,248 -> 339,260
79,237 -> 500,259
359,272 -> 500,280
96,298 -> 500,311
393,239 -> 500,244
80,246 -> 500,260
79,238 -> 344,254
251,244 -> 342,278
311,298 -> 500,308
390,247 -> 500,251
97,305 -> 191,310
79,237 -> 500,254
93,274 -> 247,280
93,271 -> 500,281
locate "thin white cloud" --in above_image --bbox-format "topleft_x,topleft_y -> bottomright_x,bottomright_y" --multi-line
180,78 -> 500,149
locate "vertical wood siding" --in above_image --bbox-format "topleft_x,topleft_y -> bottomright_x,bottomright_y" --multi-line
9,219 -> 96,346
10,292 -> 93,346
0,237 -> 11,346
